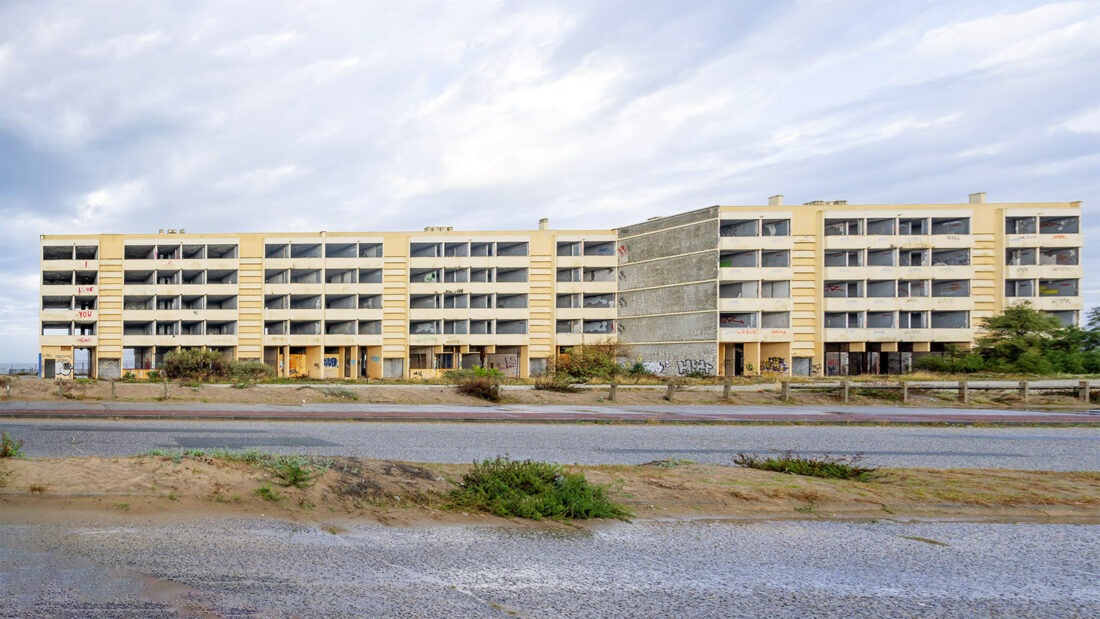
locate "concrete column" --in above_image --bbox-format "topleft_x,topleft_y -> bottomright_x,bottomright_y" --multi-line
959,380 -> 968,403
664,383 -> 675,402
840,380 -> 849,403
1080,380 -> 1090,403
722,378 -> 732,401
780,381 -> 790,402
900,381 -> 908,403
1019,380 -> 1029,403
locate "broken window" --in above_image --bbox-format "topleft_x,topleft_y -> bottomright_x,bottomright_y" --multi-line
582,267 -> 614,282
824,219 -> 862,235
409,320 -> 438,335
324,321 -> 356,335
867,249 -> 895,266
443,268 -> 468,283
265,269 -> 288,284
497,268 -> 528,283
325,295 -> 355,310
43,246 -> 73,260
443,293 -> 467,309
1039,247 -> 1078,266
290,295 -> 321,310
156,295 -> 180,310
470,242 -> 493,257
444,320 -> 468,334
582,293 -> 614,308
932,280 -> 970,297
325,269 -> 356,284
290,269 -> 321,284
824,281 -> 862,298
899,311 -> 926,329
931,217 -> 969,235
582,319 -> 614,334
470,294 -> 493,309
1005,217 -> 1036,234
1006,248 -> 1037,266
156,244 -> 181,260
761,219 -> 790,236
444,242 -> 468,257
409,294 -> 439,309
497,320 -> 527,334
470,268 -> 493,283
325,243 -> 357,258
265,244 -> 289,259
207,244 -> 237,259
125,245 -> 156,260
359,269 -> 383,283
156,270 -> 180,285
720,220 -> 758,237
898,249 -> 927,267
556,319 -> 578,334
290,244 -> 321,258
470,319 -> 492,334
1038,279 -> 1078,297
496,294 -> 528,309
358,320 -> 382,335
824,312 -> 862,328
181,321 -> 203,335
931,248 -> 969,266
1039,216 -> 1078,234
556,294 -> 580,308
556,268 -> 580,282
122,321 -> 151,336
410,242 -> 441,258
358,243 -> 383,258
410,268 -> 441,283
497,242 -> 528,256
182,270 -> 205,285
720,312 -> 756,328
557,242 -> 581,257
584,240 -> 615,255
358,294 -> 382,309
207,295 -> 236,310
207,270 -> 237,285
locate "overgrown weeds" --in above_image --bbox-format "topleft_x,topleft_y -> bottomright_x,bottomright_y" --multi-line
447,366 -> 503,401
270,458 -> 322,488
448,456 -> 632,521
253,485 -> 283,502
1,433 -> 25,458
532,375 -> 580,392
733,451 -> 877,481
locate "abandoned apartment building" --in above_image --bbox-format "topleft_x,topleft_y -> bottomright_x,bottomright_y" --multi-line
39,193 -> 1082,379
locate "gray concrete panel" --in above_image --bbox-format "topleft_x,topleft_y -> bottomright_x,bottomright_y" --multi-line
618,311 -> 716,343
619,253 -> 717,291
617,206 -> 717,237
618,220 -> 717,263
620,342 -> 718,375
619,281 -> 716,317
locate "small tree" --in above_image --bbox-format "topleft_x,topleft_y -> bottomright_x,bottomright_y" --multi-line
555,339 -> 630,381
163,349 -> 229,382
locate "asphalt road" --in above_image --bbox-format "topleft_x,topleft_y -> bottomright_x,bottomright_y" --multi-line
3,519 -> 1097,618
2,418 -> 1098,469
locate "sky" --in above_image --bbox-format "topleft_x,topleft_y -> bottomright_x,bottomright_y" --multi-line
0,0 -> 1097,364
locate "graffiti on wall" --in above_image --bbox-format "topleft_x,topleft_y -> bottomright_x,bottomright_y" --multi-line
675,359 -> 714,376
641,360 -> 668,374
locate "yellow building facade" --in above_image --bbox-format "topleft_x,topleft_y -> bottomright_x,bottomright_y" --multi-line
39,194 -> 1082,379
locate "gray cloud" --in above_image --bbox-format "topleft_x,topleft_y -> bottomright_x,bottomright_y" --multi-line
0,0 -> 1097,362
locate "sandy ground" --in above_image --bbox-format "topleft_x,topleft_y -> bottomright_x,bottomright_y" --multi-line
0,376 -> 1088,409
2,455 -> 1097,529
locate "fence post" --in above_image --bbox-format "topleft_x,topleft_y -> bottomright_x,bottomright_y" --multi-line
110,379 -> 116,400
958,380 -> 968,403
1019,380 -> 1029,403
780,380 -> 790,402
608,379 -> 617,402
1080,380 -> 1090,403
900,380 -> 908,403
664,382 -> 675,402
163,374 -> 169,400
57,380 -> 64,398
722,377 -> 732,401
840,380 -> 849,403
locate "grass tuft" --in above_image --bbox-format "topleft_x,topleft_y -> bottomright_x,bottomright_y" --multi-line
734,451 -> 877,481
253,484 -> 283,502
0,433 -> 25,458
448,456 -> 632,521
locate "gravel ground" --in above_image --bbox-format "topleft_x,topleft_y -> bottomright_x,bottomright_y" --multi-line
1,419 -> 1098,469
2,519 -> 1097,618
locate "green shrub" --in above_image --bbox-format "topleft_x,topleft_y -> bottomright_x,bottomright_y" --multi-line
556,344 -> 623,381
253,485 -> 283,502
0,433 -> 24,458
229,360 -> 275,383
163,349 -> 229,382
448,457 -> 632,521
447,366 -> 503,401
269,458 -> 321,488
733,451 -> 876,481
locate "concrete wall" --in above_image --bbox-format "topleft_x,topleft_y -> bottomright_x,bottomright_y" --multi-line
97,357 -> 121,380
618,256 -> 717,294
618,311 -> 716,343
619,281 -> 715,317
624,342 -> 718,377
618,221 -> 717,267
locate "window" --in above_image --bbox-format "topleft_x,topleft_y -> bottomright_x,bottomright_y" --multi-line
824,281 -> 862,298
556,294 -> 580,308
931,217 -> 969,234
471,268 -> 492,282
866,311 -> 895,328
761,312 -> 790,328
1039,216 -> 1078,234
496,294 -> 528,309
1006,248 -> 1036,266
42,246 -> 73,260
931,280 -> 969,297
470,242 -> 493,257
720,281 -> 758,299
325,243 -> 357,258
326,295 -> 355,310
290,269 -> 321,284
557,242 -> 580,257
1005,280 -> 1034,297
470,319 -> 492,334
898,218 -> 927,235
410,294 -> 439,309
825,250 -> 862,267
867,249 -> 895,266
582,293 -> 615,308
898,249 -> 927,267
207,320 -> 237,335
720,251 -> 756,268
761,219 -> 790,236
43,271 -> 73,286
497,242 -> 528,257
496,268 -> 528,283
358,320 -> 382,335
444,320 -> 467,335
931,248 -> 969,266
1039,247 -> 1078,266
325,269 -> 356,284
265,244 -> 289,259
931,311 -> 968,328
207,244 -> 237,259
824,312 -> 862,328
496,320 -> 527,334
1038,279 -> 1078,297
584,241 -> 615,255
290,295 -> 320,310
444,242 -> 468,257
825,219 -> 861,235
359,294 -> 382,309
866,218 -> 895,235
556,319 -> 578,334
897,280 -> 927,297
410,320 -> 438,335
359,243 -> 383,258
1006,217 -> 1036,234
1046,311 -> 1077,327
720,313 -> 756,328
866,280 -> 896,298
582,267 -> 614,282
761,250 -> 789,267
899,311 -> 926,329
556,268 -> 580,282
720,220 -> 758,237
410,268 -> 441,283
443,293 -> 467,309
444,268 -> 468,283
470,294 -> 493,309
583,319 -> 614,334
290,244 -> 321,258
761,281 -> 789,298
264,320 -> 287,335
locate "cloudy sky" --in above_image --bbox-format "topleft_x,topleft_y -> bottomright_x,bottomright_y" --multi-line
1,0 -> 1097,364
